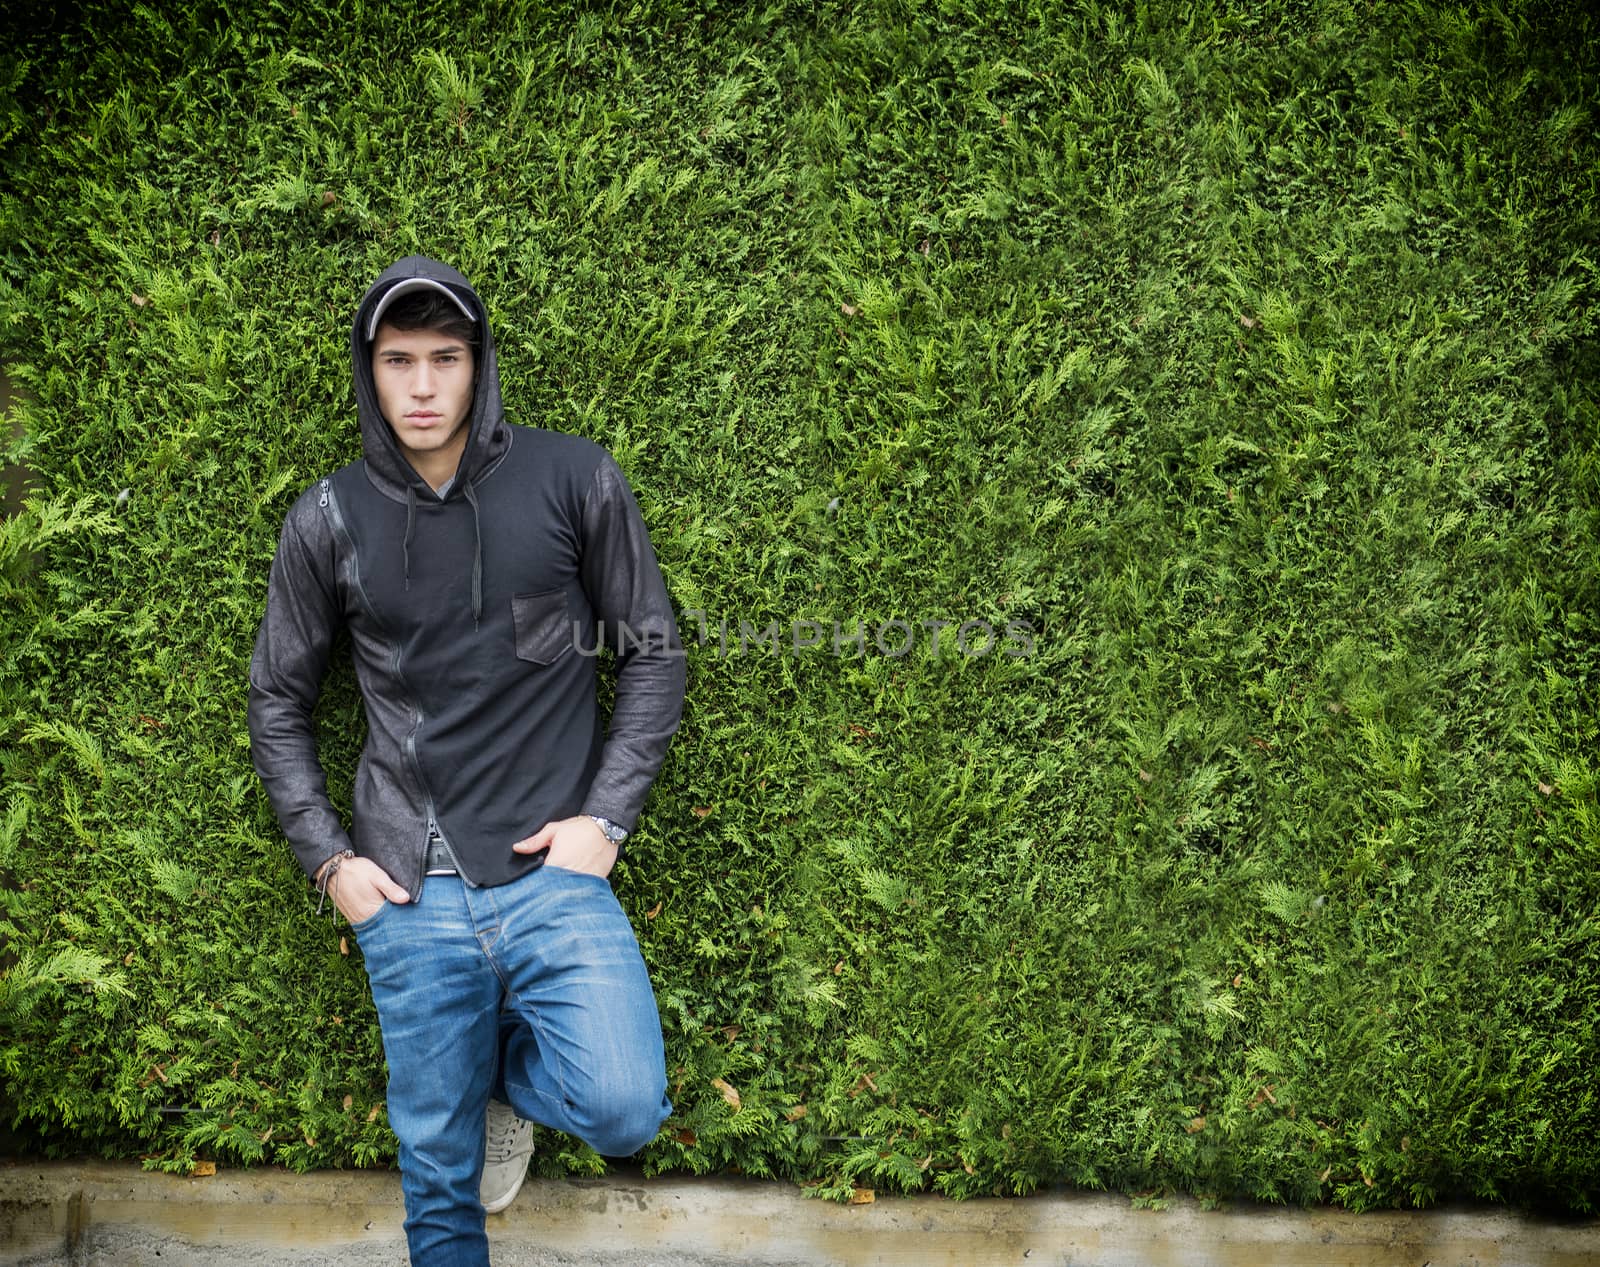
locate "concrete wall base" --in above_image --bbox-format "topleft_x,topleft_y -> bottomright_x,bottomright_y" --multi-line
2,1161 -> 1596,1266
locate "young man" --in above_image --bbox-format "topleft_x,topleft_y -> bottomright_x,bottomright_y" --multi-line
248,256 -> 686,1266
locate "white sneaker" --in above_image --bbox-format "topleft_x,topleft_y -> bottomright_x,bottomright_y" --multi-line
480,1099 -> 536,1214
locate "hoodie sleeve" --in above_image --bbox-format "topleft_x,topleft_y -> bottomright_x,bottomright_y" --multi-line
247,495 -> 354,880
576,454 -> 687,834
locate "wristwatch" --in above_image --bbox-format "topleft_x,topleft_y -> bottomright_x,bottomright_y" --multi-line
586,815 -> 629,845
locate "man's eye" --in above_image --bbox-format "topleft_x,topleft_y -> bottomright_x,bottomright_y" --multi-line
437,355 -> 457,364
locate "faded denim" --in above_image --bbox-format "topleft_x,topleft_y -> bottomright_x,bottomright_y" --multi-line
353,863 -> 670,1266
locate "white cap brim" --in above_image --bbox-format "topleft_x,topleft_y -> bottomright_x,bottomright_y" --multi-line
366,278 -> 476,340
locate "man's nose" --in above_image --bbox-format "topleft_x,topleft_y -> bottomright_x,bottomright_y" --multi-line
412,362 -> 435,396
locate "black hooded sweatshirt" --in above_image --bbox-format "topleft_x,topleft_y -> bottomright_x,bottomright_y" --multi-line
247,256 -> 686,900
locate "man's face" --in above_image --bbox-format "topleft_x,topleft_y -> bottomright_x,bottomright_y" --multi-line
370,323 -> 476,477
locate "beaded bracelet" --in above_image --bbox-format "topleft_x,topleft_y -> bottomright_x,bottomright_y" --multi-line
315,849 -> 356,916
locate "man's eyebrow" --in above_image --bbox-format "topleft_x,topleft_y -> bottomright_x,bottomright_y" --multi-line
377,342 -> 469,357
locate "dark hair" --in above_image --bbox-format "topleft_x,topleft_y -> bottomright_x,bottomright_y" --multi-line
377,289 -> 479,354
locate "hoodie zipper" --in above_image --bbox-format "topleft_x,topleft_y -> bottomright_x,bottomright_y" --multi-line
319,476 -> 475,897
408,731 -> 471,888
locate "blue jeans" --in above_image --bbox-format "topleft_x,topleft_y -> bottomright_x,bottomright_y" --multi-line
352,863 -> 671,1266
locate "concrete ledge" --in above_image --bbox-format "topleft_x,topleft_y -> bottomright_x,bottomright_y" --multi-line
2,1161 -> 1596,1266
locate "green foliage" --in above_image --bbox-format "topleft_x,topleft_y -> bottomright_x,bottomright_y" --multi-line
1,0 -> 1596,1212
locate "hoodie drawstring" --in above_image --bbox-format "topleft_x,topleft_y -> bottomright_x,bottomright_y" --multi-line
402,486 -> 417,591
463,479 -> 484,629
401,481 -> 481,628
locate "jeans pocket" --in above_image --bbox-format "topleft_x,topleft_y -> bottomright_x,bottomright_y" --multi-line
511,589 -> 572,665
350,900 -> 391,934
541,862 -> 612,886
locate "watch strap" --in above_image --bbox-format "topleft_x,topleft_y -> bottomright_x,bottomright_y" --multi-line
586,814 -> 629,844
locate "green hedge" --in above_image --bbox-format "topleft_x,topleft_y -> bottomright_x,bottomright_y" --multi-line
2,0 -> 1596,1210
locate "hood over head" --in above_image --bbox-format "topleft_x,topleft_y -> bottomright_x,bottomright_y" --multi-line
351,255 -> 510,503
351,255 -> 511,628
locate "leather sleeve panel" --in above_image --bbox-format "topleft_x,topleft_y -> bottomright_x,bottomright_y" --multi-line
576,454 -> 687,834
247,485 -> 353,881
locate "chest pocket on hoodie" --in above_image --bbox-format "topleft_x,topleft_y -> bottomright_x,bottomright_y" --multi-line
511,589 -> 573,665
